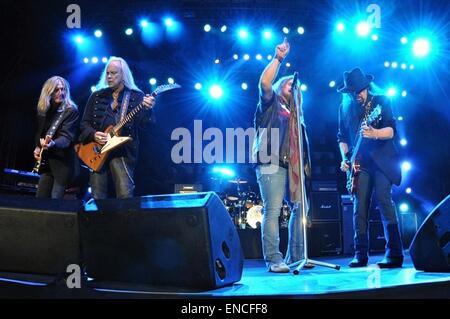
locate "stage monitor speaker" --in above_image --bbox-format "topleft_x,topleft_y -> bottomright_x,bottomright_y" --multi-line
0,195 -> 82,275
311,192 -> 341,221
79,192 -> 244,289
409,195 -> 450,272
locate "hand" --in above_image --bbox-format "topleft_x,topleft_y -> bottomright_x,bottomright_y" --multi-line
33,146 -> 41,160
340,160 -> 350,172
361,124 -> 378,140
275,37 -> 290,59
94,131 -> 108,145
142,94 -> 156,109
39,135 -> 55,149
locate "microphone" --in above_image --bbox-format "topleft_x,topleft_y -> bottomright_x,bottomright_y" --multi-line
292,72 -> 298,90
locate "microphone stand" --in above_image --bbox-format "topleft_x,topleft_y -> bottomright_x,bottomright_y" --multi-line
289,73 -> 341,274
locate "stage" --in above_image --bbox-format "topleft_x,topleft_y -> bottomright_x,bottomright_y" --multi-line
1,253 -> 449,300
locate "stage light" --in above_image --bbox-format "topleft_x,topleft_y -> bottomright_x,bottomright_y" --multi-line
398,116 -> 404,121
241,83 -> 248,90
356,21 -> 371,37
297,26 -> 305,35
400,138 -> 407,146
214,59 -> 220,64
384,61 -> 390,68
101,57 -> 108,63
83,57 -> 89,64
220,25 -> 227,32
140,19 -> 149,28
90,86 -> 96,93
195,83 -> 202,90
401,161 -> 412,172
409,64 -> 415,70
336,22 -> 345,32
94,30 -> 102,38
286,62 -> 291,67
371,34 -> 378,41
282,27 -> 289,34
233,54 -> 239,60
406,187 -> 412,194
209,85 -> 224,99
204,24 -> 211,32
149,78 -> 157,85
267,54 -> 272,60
212,166 -> 235,177
74,35 -> 84,44
399,203 -> 409,212
387,87 -> 397,97
125,28 -> 133,35
401,63 -> 407,69
91,57 -> 99,64
255,54 -> 262,60
413,38 -> 431,57
168,77 -> 175,84
329,81 -> 336,88
263,29 -> 272,40
401,90 -> 407,97
391,62 -> 398,68
243,54 -> 250,60
401,37 -> 408,44
164,18 -> 174,28
238,28 -> 249,40
300,84 -> 307,91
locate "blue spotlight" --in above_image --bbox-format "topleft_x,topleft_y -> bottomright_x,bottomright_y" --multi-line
384,61 -> 390,68
214,59 -> 220,64
371,34 -> 379,41
400,138 -> 407,146
233,54 -> 239,60
204,24 -> 211,32
209,85 -> 224,99
356,21 -> 371,37
400,37 -> 408,44
255,54 -> 262,60
243,54 -> 250,60
401,161 -> 412,172
413,38 -> 431,57
125,28 -> 133,35
391,62 -> 398,68
409,64 -> 415,70
241,83 -> 248,90
83,57 -> 89,64
329,80 -> 336,88
286,62 -> 291,68
398,116 -> 404,121
220,25 -> 227,32
387,87 -> 397,97
102,57 -> 108,63
91,57 -> 99,64
263,29 -> 272,40
194,83 -> 202,90
94,30 -> 103,38
149,78 -> 157,85
336,22 -> 345,32
140,19 -> 149,28
267,54 -> 273,60
212,166 -> 235,178
282,27 -> 289,34
164,18 -> 174,28
297,26 -> 305,35
399,203 -> 409,212
401,90 -> 407,97
405,187 -> 412,194
401,63 -> 407,69
168,77 -> 175,84
74,35 -> 84,44
238,28 -> 249,40
300,84 -> 307,92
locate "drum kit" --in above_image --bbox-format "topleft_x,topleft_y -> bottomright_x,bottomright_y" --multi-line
220,178 -> 291,229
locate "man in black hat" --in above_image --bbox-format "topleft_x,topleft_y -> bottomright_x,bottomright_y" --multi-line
337,67 -> 404,268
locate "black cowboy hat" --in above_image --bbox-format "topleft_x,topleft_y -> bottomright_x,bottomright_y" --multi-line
337,67 -> 374,93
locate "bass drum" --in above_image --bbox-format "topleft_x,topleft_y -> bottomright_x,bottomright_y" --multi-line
246,205 -> 263,229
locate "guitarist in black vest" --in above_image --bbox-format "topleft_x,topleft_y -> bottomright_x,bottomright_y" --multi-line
337,68 -> 403,268
33,76 -> 79,199
79,57 -> 155,199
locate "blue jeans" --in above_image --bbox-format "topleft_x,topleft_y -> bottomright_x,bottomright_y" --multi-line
353,168 -> 403,258
90,157 -> 135,199
256,165 -> 304,267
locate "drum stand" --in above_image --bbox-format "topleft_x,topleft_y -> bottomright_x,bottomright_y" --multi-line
288,73 -> 341,274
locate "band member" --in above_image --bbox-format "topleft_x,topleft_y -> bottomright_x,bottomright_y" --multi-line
79,57 -> 155,199
337,67 -> 403,268
34,76 -> 79,199
252,38 -> 312,273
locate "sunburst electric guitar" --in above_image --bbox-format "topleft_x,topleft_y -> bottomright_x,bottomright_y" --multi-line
346,104 -> 382,194
76,83 -> 180,172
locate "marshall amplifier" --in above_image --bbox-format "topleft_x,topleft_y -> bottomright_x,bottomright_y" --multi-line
310,192 -> 341,221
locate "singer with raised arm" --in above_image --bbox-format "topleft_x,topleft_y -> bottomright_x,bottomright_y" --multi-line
33,76 -> 79,199
252,38 -> 313,273
79,57 -> 156,199
337,67 -> 403,268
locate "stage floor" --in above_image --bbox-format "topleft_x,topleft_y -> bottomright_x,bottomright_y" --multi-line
1,253 -> 449,299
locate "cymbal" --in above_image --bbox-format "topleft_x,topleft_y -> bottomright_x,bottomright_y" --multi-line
228,179 -> 248,184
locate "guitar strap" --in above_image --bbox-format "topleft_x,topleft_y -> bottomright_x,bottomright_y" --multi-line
45,105 -> 71,138
117,90 -> 131,124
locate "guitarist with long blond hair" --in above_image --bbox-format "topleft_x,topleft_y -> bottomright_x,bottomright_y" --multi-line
33,76 -> 79,199
337,68 -> 403,269
79,57 -> 155,199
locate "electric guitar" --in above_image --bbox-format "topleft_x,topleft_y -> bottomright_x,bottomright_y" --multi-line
32,135 -> 52,174
76,83 -> 181,172
346,104 -> 382,194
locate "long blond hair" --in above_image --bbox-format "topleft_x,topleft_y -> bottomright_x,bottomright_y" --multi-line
37,76 -> 77,115
95,56 -> 142,92
273,74 -> 303,115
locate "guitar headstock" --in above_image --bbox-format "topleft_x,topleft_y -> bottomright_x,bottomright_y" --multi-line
367,104 -> 382,126
152,83 -> 181,96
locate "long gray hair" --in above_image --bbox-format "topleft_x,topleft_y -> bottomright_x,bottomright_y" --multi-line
95,56 -> 142,92
37,76 -> 77,115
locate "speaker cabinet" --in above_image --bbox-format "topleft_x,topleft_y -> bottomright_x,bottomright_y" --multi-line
410,195 -> 450,272
0,195 -> 82,275
308,221 -> 342,257
79,192 -> 244,288
311,192 -> 341,221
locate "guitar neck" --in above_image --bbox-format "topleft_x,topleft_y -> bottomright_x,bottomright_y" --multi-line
112,102 -> 144,133
350,133 -> 363,163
